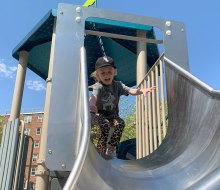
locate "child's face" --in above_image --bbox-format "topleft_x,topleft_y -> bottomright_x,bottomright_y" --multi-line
96,66 -> 116,85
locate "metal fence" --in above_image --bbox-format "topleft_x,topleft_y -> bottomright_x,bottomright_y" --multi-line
136,54 -> 167,159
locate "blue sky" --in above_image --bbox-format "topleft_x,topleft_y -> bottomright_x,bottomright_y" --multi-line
1,0 -> 220,114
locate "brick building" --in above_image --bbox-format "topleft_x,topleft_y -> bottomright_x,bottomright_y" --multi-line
0,112 -> 44,189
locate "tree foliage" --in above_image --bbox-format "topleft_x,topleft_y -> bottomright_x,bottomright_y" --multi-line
119,96 -> 136,142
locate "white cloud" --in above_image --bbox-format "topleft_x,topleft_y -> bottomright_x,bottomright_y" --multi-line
26,80 -> 46,91
0,60 -> 17,78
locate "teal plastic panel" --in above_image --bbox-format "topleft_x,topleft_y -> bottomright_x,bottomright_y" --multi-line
12,9 -> 57,80
86,17 -> 152,31
11,7 -> 159,85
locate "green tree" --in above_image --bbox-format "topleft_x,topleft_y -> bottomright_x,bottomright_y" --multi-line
120,98 -> 169,142
119,97 -> 136,142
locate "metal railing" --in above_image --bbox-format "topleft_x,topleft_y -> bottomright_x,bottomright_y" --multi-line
136,53 -> 167,159
13,120 -> 25,190
0,119 -> 27,190
63,47 -> 91,190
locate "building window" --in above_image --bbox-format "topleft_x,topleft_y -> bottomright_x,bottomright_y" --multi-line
37,114 -> 43,122
36,128 -> 41,135
32,153 -> 38,162
30,168 -> 36,176
34,141 -> 40,148
24,128 -> 30,135
24,116 -> 32,123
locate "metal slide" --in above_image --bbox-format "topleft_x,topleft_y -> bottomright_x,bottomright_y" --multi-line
75,57 -> 220,190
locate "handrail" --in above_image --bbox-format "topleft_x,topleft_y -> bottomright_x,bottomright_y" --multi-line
137,53 -> 164,88
164,56 -> 220,96
63,47 -> 91,190
136,53 -> 167,158
85,30 -> 163,44
26,136 -> 34,190
13,120 -> 25,190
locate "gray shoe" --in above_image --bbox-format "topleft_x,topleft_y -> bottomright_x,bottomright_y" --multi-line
99,152 -> 113,160
106,146 -> 115,157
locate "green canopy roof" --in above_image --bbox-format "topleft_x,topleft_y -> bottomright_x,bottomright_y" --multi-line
12,9 -> 159,87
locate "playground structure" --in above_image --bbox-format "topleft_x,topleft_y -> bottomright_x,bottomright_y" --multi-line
1,3 -> 220,190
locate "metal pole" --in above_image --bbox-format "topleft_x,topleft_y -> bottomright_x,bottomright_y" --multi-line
144,80 -> 149,156
9,51 -> 28,121
63,47 -> 90,190
159,60 -> 167,137
147,76 -> 153,153
136,30 -> 147,158
35,19 -> 57,190
151,71 -> 157,150
13,120 -> 25,190
136,30 -> 147,87
85,30 -> 163,44
155,65 -> 162,145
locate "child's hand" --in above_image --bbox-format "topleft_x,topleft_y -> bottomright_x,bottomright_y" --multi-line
89,105 -> 97,113
147,86 -> 156,93
142,86 -> 156,96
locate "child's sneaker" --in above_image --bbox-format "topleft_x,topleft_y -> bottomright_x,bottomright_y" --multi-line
106,145 -> 115,158
100,152 -> 113,160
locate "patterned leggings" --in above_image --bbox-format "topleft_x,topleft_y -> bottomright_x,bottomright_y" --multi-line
91,114 -> 125,154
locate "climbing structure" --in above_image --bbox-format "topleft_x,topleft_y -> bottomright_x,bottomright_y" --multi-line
1,3 -> 220,190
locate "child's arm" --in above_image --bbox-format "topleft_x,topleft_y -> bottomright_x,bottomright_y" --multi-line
89,94 -> 98,113
128,86 -> 156,96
